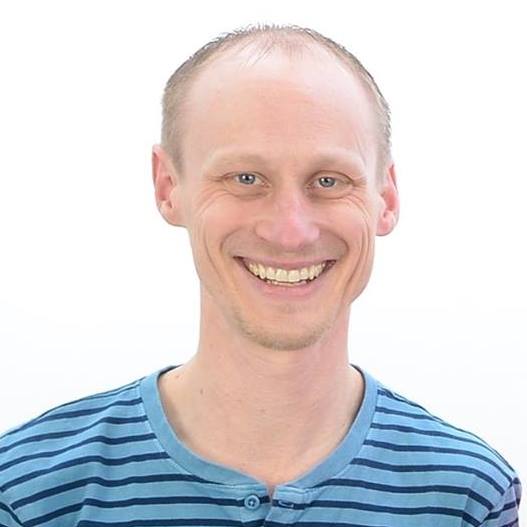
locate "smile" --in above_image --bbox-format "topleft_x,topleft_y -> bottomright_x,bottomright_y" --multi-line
240,258 -> 335,287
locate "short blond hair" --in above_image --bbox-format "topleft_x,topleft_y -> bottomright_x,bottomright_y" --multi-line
160,22 -> 392,184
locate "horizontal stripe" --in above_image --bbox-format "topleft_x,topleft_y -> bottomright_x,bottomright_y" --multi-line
1,453 -> 170,492
0,366 -> 519,527
370,421 -> 506,456
25,496 -> 484,527
77,521 -> 244,527
377,389 -> 514,471
319,477 -> 494,509
1,434 -> 156,471
352,457 -> 505,493
313,498 -> 479,523
362,438 -> 511,480
0,415 -> 149,454
1,383 -> 140,439
12,474 -> 213,509
26,496 -> 251,527
3,398 -> 143,441
0,498 -> 23,525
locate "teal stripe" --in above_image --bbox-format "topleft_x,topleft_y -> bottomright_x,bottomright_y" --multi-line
0,364 -> 520,527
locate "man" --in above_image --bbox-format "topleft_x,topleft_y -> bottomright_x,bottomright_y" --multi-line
0,23 -> 521,526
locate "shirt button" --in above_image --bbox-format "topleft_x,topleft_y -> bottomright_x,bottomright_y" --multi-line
244,494 -> 261,510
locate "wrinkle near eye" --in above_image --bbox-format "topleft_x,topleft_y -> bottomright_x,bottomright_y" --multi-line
194,165 -> 371,204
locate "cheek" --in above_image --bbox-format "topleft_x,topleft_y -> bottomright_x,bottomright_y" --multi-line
336,197 -> 377,247
334,212 -> 376,304
187,191 -> 244,265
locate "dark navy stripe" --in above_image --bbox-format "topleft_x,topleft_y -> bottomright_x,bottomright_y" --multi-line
41,488 -> 492,525
370,420 -> 509,460
1,453 -> 170,492
1,382 -> 140,439
0,500 -> 23,526
486,487 -> 522,522
378,387 -> 433,412
377,389 -> 514,472
378,389 -> 484,440
486,502 -> 515,521
375,405 -> 444,421
45,381 -> 140,412
352,457 -> 505,493
317,477 -> 494,509
77,381 -> 141,404
363,438 -> 511,480
311,499 -> 479,526
26,496 -> 260,527
12,474 -> 216,509
7,398 -> 143,437
503,499 -> 520,512
0,369 -> 518,527
77,521 -> 244,526
1,434 -> 156,471
0,415 -> 149,454
291,521 -> 385,527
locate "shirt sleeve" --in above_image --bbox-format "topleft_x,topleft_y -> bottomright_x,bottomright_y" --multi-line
479,476 -> 522,526
0,491 -> 24,527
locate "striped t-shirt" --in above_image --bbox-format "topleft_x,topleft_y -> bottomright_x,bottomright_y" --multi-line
0,363 -> 522,526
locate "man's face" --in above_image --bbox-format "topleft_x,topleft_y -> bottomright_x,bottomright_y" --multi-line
157,47 -> 398,351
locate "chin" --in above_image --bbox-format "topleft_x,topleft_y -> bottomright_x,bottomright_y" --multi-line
233,313 -> 331,351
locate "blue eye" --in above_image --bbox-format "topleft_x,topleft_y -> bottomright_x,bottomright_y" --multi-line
317,176 -> 337,188
228,173 -> 349,195
235,173 -> 257,185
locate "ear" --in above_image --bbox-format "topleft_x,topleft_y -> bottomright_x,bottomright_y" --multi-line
151,144 -> 185,227
376,162 -> 400,236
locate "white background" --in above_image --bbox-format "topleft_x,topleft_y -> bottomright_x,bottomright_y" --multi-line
0,0 -> 525,506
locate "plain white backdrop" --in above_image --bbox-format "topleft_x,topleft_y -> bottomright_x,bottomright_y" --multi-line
0,0 -> 525,504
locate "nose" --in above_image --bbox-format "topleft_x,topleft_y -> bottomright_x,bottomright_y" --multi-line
254,189 -> 320,251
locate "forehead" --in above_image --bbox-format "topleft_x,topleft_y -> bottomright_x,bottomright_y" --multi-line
180,45 -> 378,174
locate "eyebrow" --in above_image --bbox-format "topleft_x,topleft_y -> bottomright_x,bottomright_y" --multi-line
204,148 -> 367,176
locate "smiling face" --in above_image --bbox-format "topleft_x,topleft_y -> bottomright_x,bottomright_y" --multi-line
153,45 -> 399,351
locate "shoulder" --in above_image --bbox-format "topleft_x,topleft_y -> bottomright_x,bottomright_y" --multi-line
0,374 -> 148,504
367,380 -> 522,525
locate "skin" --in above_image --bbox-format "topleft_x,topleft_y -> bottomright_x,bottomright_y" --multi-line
151,44 -> 399,498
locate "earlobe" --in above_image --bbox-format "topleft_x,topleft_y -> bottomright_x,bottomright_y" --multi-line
151,144 -> 185,227
376,163 -> 400,237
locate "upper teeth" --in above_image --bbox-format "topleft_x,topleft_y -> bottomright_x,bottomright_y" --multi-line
246,261 -> 326,283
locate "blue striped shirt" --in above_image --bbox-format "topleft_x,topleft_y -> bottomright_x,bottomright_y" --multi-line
0,364 -> 522,526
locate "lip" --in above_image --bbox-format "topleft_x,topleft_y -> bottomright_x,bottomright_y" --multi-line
234,257 -> 336,300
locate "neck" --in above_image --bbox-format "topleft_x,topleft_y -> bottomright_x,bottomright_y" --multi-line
158,299 -> 364,489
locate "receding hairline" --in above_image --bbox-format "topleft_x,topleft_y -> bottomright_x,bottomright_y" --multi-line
160,24 -> 392,183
